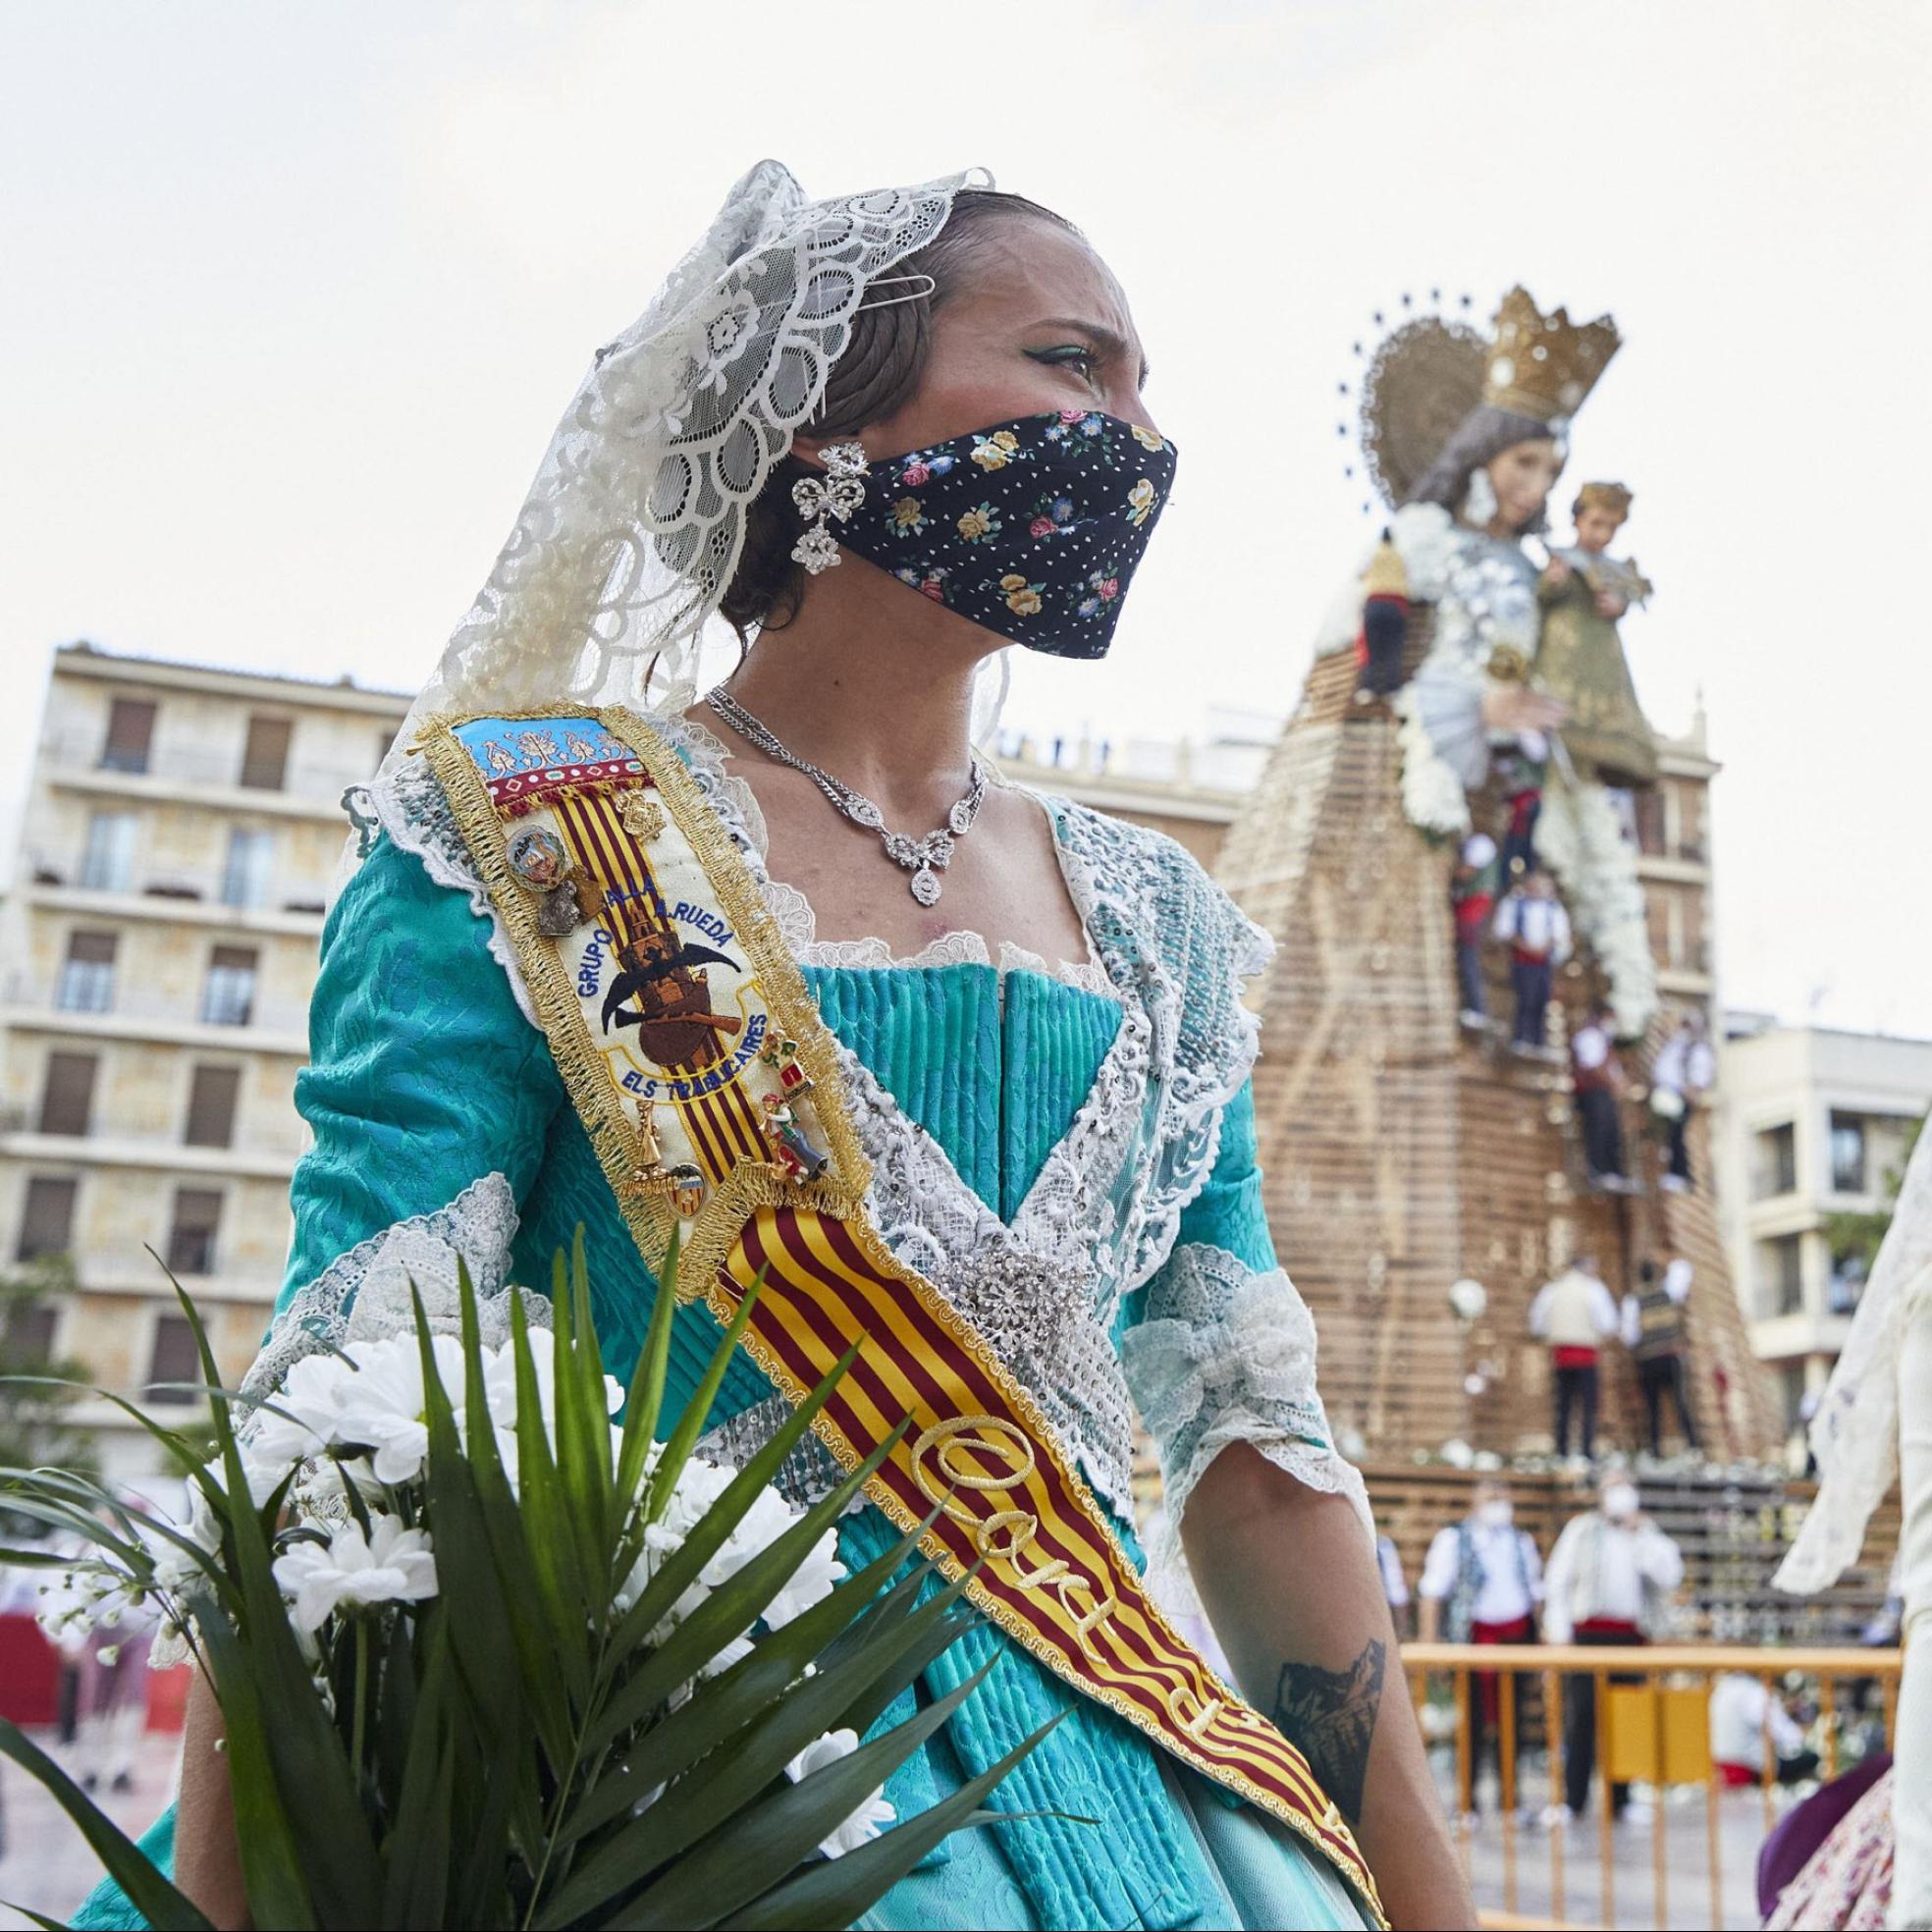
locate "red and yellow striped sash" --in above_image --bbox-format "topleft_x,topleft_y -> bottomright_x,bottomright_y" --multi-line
418,706 -> 1384,1924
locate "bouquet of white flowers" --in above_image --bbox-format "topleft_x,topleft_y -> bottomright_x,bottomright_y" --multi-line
1,1237 -> 1052,1929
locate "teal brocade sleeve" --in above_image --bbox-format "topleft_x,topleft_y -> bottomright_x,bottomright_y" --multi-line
1117,1077 -> 1371,1550
70,838 -> 571,1932
1163,1079 -> 1277,1275
1115,1078 -> 1277,1341
274,834 -> 564,1321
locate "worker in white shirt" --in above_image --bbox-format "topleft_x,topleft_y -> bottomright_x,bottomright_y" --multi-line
1571,1003 -> 1634,1192
1530,1256 -> 1621,1460
1376,1530 -> 1412,1638
1544,1472 -> 1685,1820
1647,1009 -> 1715,1193
1418,1478 -> 1545,1815
1491,868 -> 1573,1052
1622,1258 -> 1700,1457
1708,1673 -> 1818,1788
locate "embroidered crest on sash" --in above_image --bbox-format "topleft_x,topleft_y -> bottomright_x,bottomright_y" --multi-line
419,709 -> 870,1286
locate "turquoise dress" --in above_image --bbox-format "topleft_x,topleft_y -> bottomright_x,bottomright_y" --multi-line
78,719 -> 1373,1932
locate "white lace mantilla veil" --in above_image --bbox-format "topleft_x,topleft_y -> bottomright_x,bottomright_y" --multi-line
1777,1110 -> 1932,1592
345,159 -> 982,887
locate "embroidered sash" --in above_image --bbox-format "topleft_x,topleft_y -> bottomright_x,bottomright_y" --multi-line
416,706 -> 1384,1924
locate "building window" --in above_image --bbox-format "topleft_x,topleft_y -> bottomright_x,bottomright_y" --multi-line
1665,894 -> 1687,972
1634,786 -> 1667,859
200,945 -> 258,1026
16,1177 -> 78,1261
1759,1233 -> 1805,1318
1780,1363 -> 1810,1434
2,1299 -> 60,1363
1752,1122 -> 1798,1200
1680,895 -> 1708,976
37,1052 -> 98,1138
240,715 -> 293,791
99,697 -> 157,775
1829,1112 -> 1869,1195
184,1064 -> 242,1149
143,1314 -> 202,1402
80,811 -> 137,892
55,931 -> 118,1013
1827,1247 -> 1868,1315
1677,788 -> 1706,864
220,829 -> 275,910
165,1188 -> 223,1275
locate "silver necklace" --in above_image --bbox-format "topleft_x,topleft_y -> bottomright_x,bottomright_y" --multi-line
706,688 -> 989,907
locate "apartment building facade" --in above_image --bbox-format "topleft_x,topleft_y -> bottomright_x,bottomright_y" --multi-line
1633,709 -> 1721,1021
1716,1019 -> 1932,1434
0,643 -> 408,1475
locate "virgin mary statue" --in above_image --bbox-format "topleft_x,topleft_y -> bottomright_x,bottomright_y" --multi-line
1318,287 -> 1658,1037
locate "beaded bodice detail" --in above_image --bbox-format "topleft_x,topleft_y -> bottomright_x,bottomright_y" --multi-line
672,713 -> 1267,1520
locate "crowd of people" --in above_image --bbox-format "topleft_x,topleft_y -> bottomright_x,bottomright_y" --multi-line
1386,1472 -> 1835,1829
1381,1471 -> 1687,1825
1366,1240 -> 1739,1830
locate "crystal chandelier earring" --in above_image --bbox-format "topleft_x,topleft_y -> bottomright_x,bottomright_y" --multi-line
790,443 -> 868,574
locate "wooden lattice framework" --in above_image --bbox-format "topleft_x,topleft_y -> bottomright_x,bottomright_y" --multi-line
1216,638 -> 1780,1463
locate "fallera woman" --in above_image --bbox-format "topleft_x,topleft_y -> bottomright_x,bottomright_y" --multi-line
80,164 -> 1472,1932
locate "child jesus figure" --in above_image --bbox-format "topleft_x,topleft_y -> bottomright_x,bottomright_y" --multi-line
1532,481 -> 1658,788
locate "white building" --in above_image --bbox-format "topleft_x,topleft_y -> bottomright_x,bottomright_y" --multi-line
1716,1017 -> 1932,1434
0,642 -> 409,1475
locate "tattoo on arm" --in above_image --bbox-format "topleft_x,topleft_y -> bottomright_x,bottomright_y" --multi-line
1269,1637 -> 1387,1825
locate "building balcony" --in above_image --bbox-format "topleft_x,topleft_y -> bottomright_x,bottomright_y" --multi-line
1747,1306 -> 1854,1361
21,879 -> 326,939
1635,850 -> 1711,884
0,1127 -> 302,1179
2,976 -> 309,1054
992,742 -> 1251,825
40,726 -> 372,826
1740,1196 -> 1822,1239
58,1257 -> 283,1307
1657,965 -> 1716,997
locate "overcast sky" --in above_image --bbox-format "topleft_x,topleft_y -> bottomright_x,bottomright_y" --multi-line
3,1 -> 1927,1034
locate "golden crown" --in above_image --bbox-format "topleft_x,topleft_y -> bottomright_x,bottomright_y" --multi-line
1481,286 -> 1621,425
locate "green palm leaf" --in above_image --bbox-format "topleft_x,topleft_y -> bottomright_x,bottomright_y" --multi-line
718,1720 -> 1061,1931
0,1724 -> 211,1932
608,1660 -> 1001,1929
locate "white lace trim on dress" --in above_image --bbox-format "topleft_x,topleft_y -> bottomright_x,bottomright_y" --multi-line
794,929 -> 1118,998
1122,1242 -> 1372,1586
240,1173 -> 546,1406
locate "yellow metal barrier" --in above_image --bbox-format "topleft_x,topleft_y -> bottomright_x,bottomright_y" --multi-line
1402,1641 -> 1903,1931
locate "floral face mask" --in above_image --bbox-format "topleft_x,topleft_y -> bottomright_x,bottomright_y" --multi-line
826,410 -> 1178,660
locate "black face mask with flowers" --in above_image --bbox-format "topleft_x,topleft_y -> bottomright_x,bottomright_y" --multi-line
828,410 -> 1178,660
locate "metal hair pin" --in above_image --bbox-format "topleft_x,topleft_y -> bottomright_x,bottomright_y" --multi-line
853,273 -> 937,313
